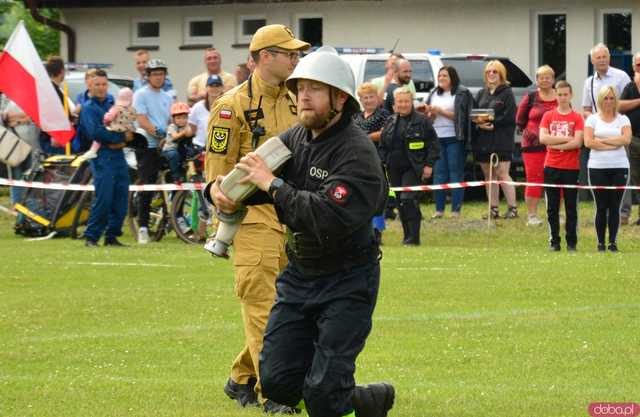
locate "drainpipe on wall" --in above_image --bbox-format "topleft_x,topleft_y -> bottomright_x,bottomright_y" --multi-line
23,0 -> 76,62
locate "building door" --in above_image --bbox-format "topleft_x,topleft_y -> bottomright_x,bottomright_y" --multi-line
537,13 -> 566,79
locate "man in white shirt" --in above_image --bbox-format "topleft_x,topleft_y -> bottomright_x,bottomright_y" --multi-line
582,43 -> 631,117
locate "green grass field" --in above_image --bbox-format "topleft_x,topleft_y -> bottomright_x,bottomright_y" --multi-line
1,194 -> 638,417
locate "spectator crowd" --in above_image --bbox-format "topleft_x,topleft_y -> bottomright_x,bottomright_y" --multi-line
1,40 -> 640,252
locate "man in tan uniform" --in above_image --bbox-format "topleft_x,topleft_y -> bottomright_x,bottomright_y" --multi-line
205,25 -> 309,414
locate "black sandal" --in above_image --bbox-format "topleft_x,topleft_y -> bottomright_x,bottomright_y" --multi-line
482,206 -> 500,220
504,206 -> 518,219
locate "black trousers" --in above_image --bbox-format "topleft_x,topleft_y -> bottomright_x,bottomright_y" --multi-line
544,167 -> 579,247
135,148 -> 161,228
259,261 -> 380,417
588,167 -> 629,245
388,164 -> 422,243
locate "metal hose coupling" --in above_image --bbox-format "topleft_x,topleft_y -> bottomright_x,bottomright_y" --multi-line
207,206 -> 248,258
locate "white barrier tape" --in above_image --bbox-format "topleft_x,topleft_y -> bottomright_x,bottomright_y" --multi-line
393,180 -> 640,192
1,177 -> 638,193
0,177 -> 205,192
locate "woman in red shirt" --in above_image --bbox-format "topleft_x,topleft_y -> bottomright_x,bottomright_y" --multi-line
516,65 -> 558,225
539,80 -> 584,251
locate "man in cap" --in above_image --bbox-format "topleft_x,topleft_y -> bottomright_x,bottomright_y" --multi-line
205,24 -> 309,414
207,47 -> 394,417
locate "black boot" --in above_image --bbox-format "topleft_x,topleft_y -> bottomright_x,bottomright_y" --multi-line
403,219 -> 421,246
409,219 -> 421,245
223,377 -> 259,408
263,399 -> 301,414
104,237 -> 128,247
398,203 -> 410,244
352,383 -> 395,417
401,200 -> 421,245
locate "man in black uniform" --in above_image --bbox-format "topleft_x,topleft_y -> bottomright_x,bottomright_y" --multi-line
379,88 -> 439,245
208,47 -> 394,417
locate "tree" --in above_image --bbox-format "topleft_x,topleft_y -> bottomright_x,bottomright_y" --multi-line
0,1 -> 60,58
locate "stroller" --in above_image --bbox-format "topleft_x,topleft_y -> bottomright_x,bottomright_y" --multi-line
14,154 -> 92,237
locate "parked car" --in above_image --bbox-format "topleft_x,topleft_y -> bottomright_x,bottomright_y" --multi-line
440,54 -> 533,115
65,69 -> 133,103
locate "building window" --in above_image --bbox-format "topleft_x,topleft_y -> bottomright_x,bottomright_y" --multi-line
132,19 -> 160,45
237,16 -> 266,44
297,16 -> 322,47
184,17 -> 214,44
537,13 -> 566,79
601,10 -> 632,54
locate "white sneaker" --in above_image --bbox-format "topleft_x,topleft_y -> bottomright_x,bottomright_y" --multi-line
203,238 -> 216,255
80,149 -> 98,160
527,216 -> 543,226
176,217 -> 189,233
138,227 -> 150,244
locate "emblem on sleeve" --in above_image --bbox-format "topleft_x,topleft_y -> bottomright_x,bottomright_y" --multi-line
329,184 -> 349,204
209,127 -> 230,154
220,109 -> 232,119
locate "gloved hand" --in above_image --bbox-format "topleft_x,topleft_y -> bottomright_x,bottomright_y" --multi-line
154,127 -> 166,139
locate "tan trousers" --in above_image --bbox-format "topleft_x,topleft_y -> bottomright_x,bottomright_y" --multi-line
230,223 -> 286,402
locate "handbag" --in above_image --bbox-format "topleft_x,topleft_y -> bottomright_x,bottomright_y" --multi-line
0,124 -> 32,167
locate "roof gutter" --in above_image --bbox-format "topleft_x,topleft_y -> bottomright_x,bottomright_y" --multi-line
23,0 -> 76,62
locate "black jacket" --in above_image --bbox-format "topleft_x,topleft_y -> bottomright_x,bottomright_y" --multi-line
426,85 -> 473,143
379,109 -> 440,178
472,84 -> 516,154
243,113 -> 388,274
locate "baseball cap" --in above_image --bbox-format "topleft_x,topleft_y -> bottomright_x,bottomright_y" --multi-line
206,74 -> 223,87
249,24 -> 311,52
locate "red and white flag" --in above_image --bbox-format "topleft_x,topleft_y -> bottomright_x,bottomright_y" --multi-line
0,21 -> 75,145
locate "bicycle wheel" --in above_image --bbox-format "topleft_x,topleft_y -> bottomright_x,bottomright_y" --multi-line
70,191 -> 94,240
171,189 -> 215,244
127,190 -> 169,242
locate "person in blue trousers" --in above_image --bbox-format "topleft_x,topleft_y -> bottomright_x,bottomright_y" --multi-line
424,66 -> 472,218
78,70 -> 132,247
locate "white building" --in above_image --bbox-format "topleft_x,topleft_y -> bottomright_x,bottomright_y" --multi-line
37,0 -> 640,104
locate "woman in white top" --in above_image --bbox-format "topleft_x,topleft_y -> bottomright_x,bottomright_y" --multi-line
424,66 -> 472,218
189,74 -> 225,149
584,85 -> 632,252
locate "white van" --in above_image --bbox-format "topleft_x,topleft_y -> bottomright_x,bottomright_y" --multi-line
341,52 -> 443,103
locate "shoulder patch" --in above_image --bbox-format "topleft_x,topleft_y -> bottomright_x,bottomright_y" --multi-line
219,109 -> 232,119
208,127 -> 230,154
328,184 -> 350,205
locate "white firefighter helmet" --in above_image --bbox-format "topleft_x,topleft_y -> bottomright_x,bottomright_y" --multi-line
286,46 -> 358,113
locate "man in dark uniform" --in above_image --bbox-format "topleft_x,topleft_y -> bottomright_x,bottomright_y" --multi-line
79,70 -> 132,247
379,87 -> 439,245
207,47 -> 394,417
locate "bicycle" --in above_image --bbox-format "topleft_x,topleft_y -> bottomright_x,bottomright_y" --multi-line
170,149 -> 215,244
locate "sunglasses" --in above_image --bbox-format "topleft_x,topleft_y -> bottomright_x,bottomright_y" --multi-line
486,69 -> 499,75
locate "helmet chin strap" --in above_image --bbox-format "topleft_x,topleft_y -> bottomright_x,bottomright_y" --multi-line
320,88 -> 340,128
